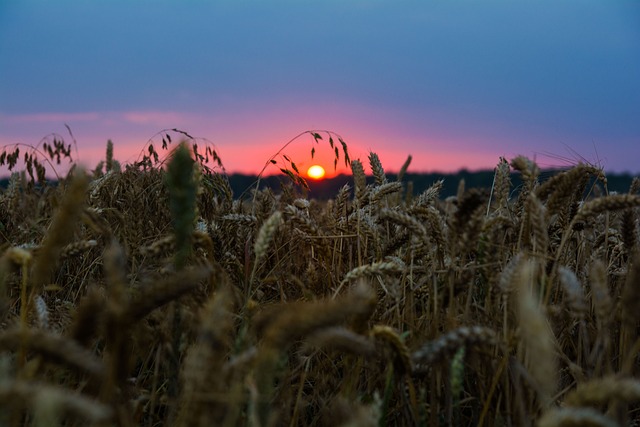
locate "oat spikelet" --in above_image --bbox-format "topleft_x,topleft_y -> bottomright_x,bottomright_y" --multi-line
371,325 -> 412,375
411,326 -> 499,375
31,168 -> 89,293
515,260 -> 558,407
537,407 -> 617,427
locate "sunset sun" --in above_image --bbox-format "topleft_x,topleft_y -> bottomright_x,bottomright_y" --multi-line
307,165 -> 326,180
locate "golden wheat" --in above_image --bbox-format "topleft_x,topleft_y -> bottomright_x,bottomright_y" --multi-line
1,142 -> 639,425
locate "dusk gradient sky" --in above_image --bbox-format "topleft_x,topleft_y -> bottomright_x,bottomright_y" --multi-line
1,1 -> 639,176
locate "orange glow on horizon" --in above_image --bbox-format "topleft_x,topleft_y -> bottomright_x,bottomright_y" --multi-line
307,164 -> 326,180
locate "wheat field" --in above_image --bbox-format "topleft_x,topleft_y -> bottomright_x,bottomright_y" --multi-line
0,135 -> 639,426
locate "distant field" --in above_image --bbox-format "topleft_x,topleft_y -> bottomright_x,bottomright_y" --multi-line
1,139 -> 639,426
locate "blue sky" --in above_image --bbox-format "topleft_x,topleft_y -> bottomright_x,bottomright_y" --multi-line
1,0 -> 639,175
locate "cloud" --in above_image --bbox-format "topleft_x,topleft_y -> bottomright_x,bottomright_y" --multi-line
0,112 -> 101,124
122,111 -> 190,126
0,110 -> 195,127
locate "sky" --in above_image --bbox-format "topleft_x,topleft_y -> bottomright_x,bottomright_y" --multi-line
1,0 -> 639,177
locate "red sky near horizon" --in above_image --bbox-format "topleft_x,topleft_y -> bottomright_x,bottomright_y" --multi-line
1,1 -> 638,177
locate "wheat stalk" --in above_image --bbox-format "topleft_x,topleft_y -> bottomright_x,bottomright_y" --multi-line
514,260 -> 557,407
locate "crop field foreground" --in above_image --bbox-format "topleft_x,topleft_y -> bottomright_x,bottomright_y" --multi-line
1,138 -> 640,426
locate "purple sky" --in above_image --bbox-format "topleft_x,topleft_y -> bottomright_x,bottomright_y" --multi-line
1,0 -> 639,176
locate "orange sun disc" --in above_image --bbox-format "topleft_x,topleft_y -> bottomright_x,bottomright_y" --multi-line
307,165 -> 326,180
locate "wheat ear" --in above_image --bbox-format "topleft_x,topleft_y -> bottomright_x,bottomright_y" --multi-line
0,328 -> 105,381
253,282 -> 375,426
368,151 -> 387,186
166,142 -> 197,270
412,326 -> 499,376
571,194 -> 640,229
31,168 -> 89,294
176,288 -> 234,427
371,325 -> 412,375
302,326 -> 376,358
351,159 -> 369,206
335,260 -> 404,297
563,375 -> 640,407
120,266 -> 212,326
251,210 -> 283,286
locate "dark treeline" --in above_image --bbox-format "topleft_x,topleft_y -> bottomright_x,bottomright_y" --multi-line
1,169 -> 637,200
231,169 -> 639,200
